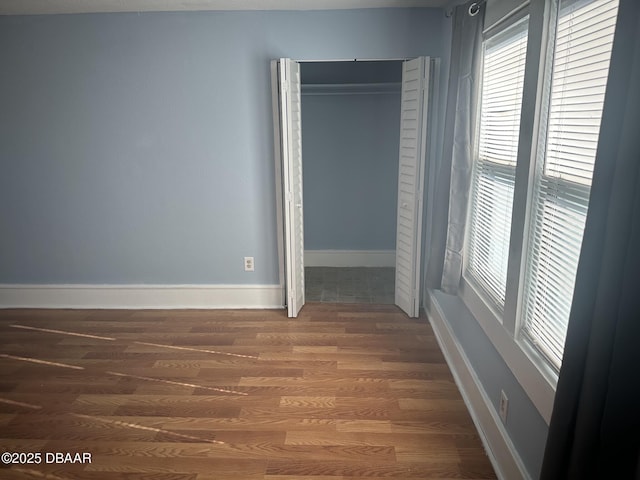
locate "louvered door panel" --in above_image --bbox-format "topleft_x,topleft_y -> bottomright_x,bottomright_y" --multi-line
279,58 -> 305,318
395,57 -> 430,318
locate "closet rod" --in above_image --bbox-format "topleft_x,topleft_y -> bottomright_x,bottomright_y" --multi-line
301,82 -> 402,96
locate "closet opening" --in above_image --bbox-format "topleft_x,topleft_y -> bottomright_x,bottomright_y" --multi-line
273,57 -> 435,317
300,60 -> 403,305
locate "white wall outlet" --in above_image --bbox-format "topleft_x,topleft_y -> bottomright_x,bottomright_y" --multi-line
244,257 -> 254,272
499,390 -> 509,423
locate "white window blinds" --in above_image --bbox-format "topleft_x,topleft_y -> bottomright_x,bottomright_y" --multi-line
522,0 -> 619,370
466,18 -> 528,312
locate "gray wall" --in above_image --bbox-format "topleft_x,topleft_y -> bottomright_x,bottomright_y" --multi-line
302,92 -> 401,251
431,291 -> 548,478
0,9 -> 445,284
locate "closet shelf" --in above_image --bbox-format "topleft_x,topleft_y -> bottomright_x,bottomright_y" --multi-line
301,82 -> 401,96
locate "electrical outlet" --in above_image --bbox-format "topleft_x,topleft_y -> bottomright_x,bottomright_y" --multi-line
499,390 -> 509,423
244,257 -> 254,272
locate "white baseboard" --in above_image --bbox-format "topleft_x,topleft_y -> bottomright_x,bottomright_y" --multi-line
427,291 -> 531,480
0,284 -> 284,309
304,250 -> 395,267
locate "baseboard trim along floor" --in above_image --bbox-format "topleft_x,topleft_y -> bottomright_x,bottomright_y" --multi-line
0,284 -> 284,309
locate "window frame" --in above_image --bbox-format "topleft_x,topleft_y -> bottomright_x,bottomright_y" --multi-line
459,0 -> 562,423
464,15 -> 530,318
518,0 -> 619,371
459,0 -> 619,423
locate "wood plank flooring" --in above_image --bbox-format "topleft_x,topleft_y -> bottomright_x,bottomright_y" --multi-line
0,303 -> 496,479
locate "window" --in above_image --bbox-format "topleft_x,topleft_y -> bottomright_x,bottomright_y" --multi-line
521,0 -> 619,370
463,0 -> 619,377
466,18 -> 529,313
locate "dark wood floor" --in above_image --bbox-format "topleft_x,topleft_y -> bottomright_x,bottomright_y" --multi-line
0,303 -> 496,479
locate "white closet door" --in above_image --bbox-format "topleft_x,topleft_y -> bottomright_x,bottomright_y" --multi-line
278,58 -> 305,318
395,57 -> 430,318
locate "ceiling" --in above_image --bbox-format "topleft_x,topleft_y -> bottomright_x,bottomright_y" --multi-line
0,0 -> 449,16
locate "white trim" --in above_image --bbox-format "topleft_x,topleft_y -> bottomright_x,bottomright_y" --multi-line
304,250 -> 396,268
427,290 -> 532,480
0,285 -> 284,309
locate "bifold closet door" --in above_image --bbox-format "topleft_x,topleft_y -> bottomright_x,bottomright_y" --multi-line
395,57 -> 431,318
275,58 -> 305,318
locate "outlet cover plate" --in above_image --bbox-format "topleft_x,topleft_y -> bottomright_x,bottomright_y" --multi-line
244,257 -> 255,272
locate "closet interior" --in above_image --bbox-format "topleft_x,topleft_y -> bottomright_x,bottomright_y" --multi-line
300,60 -> 403,304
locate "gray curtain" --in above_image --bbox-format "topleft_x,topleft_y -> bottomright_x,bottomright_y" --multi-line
425,2 -> 483,293
540,0 -> 640,478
